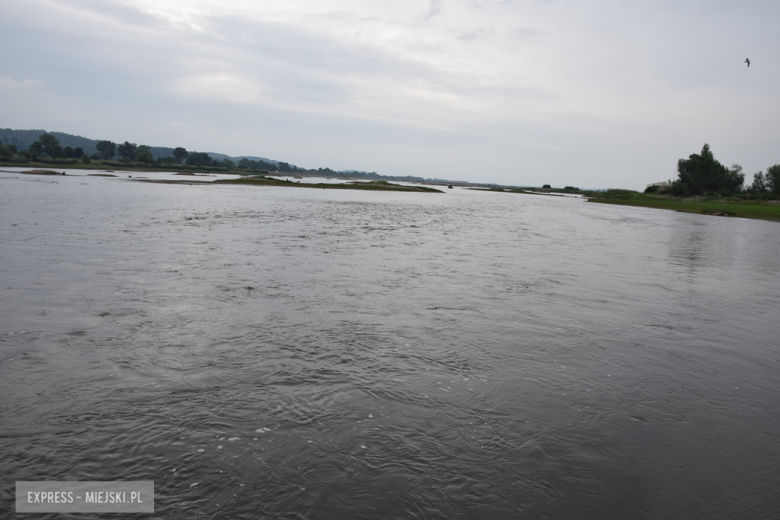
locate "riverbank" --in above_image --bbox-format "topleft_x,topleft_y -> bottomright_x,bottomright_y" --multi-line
586,191 -> 780,222
472,187 -> 780,222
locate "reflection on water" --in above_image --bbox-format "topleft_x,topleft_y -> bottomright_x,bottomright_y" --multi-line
1,171 -> 779,519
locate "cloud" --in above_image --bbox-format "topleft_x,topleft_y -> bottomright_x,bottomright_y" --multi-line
419,0 -> 445,21
0,76 -> 43,90
1,0 -> 779,187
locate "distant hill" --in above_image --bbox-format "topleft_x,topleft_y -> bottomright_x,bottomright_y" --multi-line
0,128 -> 458,184
207,152 -> 278,165
1,128 -> 102,155
0,128 -> 278,163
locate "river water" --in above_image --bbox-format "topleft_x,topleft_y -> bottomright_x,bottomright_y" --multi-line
1,170 -> 779,519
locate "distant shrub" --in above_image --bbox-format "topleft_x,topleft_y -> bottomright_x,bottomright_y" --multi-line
542,184 -> 551,189
644,185 -> 659,193
667,182 -> 687,196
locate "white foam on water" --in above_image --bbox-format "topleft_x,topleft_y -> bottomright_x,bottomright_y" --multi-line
255,429 -> 265,433
197,449 -> 204,452
368,414 -> 373,418
228,437 -> 240,441
217,445 -> 223,449
190,483 -> 198,488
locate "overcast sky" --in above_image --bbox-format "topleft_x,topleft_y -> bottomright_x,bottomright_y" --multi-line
2,0 -> 778,188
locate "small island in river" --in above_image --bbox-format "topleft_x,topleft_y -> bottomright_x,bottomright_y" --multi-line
215,176 -> 443,193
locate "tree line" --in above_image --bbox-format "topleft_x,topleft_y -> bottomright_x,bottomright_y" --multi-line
647,144 -> 779,197
1,133 -> 88,162
2,131 -> 410,179
0,133 -> 306,171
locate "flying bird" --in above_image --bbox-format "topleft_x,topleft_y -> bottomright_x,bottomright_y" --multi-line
745,58 -> 751,67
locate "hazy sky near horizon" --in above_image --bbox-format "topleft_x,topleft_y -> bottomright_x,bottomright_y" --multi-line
2,0 -> 778,187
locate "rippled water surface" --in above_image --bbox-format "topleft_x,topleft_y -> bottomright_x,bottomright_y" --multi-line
1,171 -> 779,519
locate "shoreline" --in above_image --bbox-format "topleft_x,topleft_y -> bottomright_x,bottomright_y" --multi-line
471,187 -> 780,222
9,167 -> 779,220
585,196 -> 780,222
6,169 -> 443,194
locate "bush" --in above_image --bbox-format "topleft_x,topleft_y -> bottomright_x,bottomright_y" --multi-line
667,181 -> 687,196
644,185 -> 659,193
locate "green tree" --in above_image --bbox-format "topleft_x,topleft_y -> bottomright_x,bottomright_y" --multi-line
676,144 -> 743,195
0,143 -> 13,160
186,152 -> 213,166
117,141 -> 138,161
136,145 -> 154,164
81,153 -> 91,164
96,140 -> 116,160
74,147 -> 84,157
172,147 -> 188,164
28,141 -> 44,159
222,158 -> 236,169
750,171 -> 766,193
238,158 -> 250,169
38,133 -> 63,158
765,164 -> 780,195
726,164 -> 745,193
63,146 -> 75,158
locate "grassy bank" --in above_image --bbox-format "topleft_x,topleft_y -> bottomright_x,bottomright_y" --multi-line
216,176 -> 443,193
586,191 -> 780,222
473,186 -> 780,222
